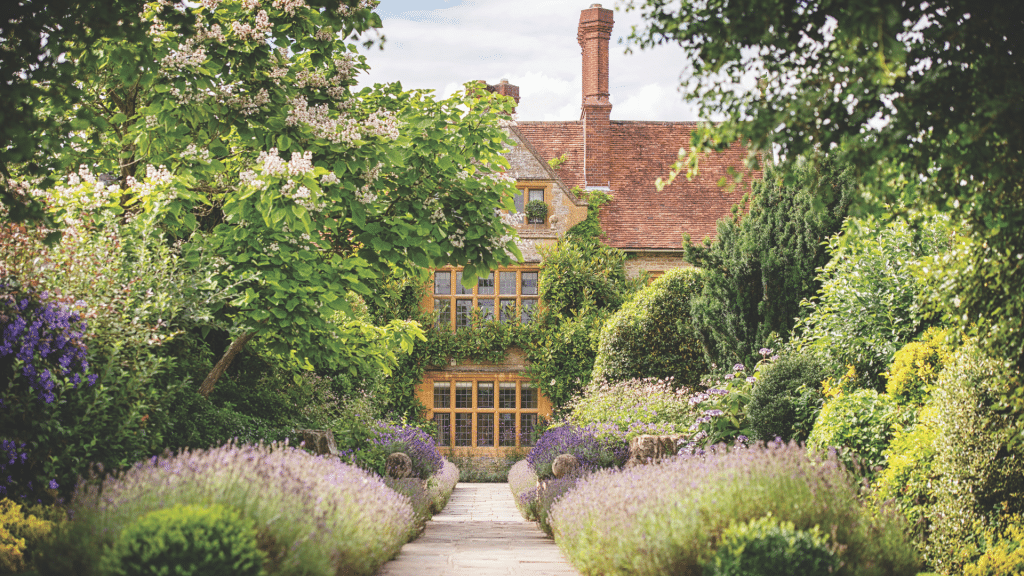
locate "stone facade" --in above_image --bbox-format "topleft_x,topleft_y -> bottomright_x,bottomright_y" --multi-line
414,4 -> 758,457
623,251 -> 690,279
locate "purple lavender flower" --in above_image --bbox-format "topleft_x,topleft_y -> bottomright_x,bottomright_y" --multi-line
759,348 -> 773,356
369,421 -> 443,479
527,426 -> 628,479
733,363 -> 746,372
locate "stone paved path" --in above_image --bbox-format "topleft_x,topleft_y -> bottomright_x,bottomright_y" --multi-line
376,483 -> 581,576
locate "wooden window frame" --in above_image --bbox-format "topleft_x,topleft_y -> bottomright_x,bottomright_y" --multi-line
429,377 -> 541,448
513,183 -> 552,226
431,266 -> 540,330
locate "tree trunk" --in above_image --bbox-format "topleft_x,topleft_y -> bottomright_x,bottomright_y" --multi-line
199,331 -> 257,398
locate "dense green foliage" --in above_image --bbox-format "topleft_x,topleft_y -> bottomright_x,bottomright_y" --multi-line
0,0 -> 154,229
593,267 -> 706,390
808,389 -> 902,472
5,0 -> 520,398
624,0 -> 1024,434
703,515 -> 840,576
928,342 -> 1024,573
792,215 -> 952,390
685,156 -> 852,369
101,504 -> 265,576
747,350 -> 828,443
525,194 -> 638,409
874,404 -> 940,548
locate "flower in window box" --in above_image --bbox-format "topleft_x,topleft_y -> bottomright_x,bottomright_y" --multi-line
525,200 -> 548,224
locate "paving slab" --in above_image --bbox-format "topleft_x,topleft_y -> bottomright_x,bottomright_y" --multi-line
376,483 -> 581,576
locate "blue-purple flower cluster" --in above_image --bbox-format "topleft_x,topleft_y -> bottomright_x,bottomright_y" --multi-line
527,425 -> 628,479
0,439 -> 28,498
370,422 -> 443,480
0,289 -> 96,404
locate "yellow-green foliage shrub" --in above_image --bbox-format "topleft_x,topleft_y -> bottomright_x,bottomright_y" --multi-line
927,342 -> 1024,574
873,404 -> 940,546
886,328 -> 952,406
592,268 -> 706,390
808,389 -> 901,472
0,499 -> 59,573
962,518 -> 1024,576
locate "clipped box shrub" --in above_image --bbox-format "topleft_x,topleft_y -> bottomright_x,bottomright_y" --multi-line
100,503 -> 265,576
807,389 -> 901,472
747,349 -> 827,443
36,442 -> 415,576
926,342 -> 1024,574
703,514 -> 840,576
549,442 -> 919,576
592,267 -> 707,390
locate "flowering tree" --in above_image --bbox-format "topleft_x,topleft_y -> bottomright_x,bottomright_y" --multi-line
16,0 -> 522,395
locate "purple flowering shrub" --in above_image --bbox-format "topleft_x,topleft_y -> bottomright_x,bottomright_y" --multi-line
0,287 -> 98,500
356,421 -> 444,480
679,354 -> 784,455
508,459 -> 539,519
36,442 -> 415,576
527,425 -> 628,480
0,288 -> 95,403
427,459 -> 460,513
549,441 -> 919,576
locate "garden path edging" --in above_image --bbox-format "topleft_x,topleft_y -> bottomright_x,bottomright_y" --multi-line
375,482 -> 580,576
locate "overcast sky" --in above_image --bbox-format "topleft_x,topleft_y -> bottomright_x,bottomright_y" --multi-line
355,0 -> 701,122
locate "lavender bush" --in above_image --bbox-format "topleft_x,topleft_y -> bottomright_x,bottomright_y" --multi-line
37,442 -> 415,576
526,425 -> 628,480
508,459 -> 539,519
427,459 -> 460,513
356,421 -> 444,480
549,441 -> 919,576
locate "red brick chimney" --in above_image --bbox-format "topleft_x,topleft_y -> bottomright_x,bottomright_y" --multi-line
578,3 -> 613,188
483,79 -> 520,114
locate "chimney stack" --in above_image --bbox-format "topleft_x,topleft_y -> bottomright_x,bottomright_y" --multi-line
578,3 -> 613,188
483,79 -> 520,115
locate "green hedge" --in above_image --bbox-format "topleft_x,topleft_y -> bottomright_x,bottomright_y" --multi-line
592,267 -> 706,390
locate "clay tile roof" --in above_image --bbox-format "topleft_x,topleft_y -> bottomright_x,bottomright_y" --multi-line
517,120 -> 760,251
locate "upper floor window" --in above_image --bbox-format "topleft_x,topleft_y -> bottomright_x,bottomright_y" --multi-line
433,268 -> 539,329
513,187 -> 547,224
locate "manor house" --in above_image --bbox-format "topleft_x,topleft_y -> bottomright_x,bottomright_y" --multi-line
417,4 -> 759,455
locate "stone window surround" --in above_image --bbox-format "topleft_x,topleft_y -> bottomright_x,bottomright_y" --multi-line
431,266 -> 540,330
513,183 -> 553,226
431,377 -> 540,449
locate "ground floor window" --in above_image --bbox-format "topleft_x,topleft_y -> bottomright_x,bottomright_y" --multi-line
429,377 -> 540,448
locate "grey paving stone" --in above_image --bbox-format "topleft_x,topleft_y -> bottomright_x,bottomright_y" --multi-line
376,483 -> 581,576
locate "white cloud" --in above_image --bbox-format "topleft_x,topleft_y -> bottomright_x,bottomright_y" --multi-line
359,0 -> 701,121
